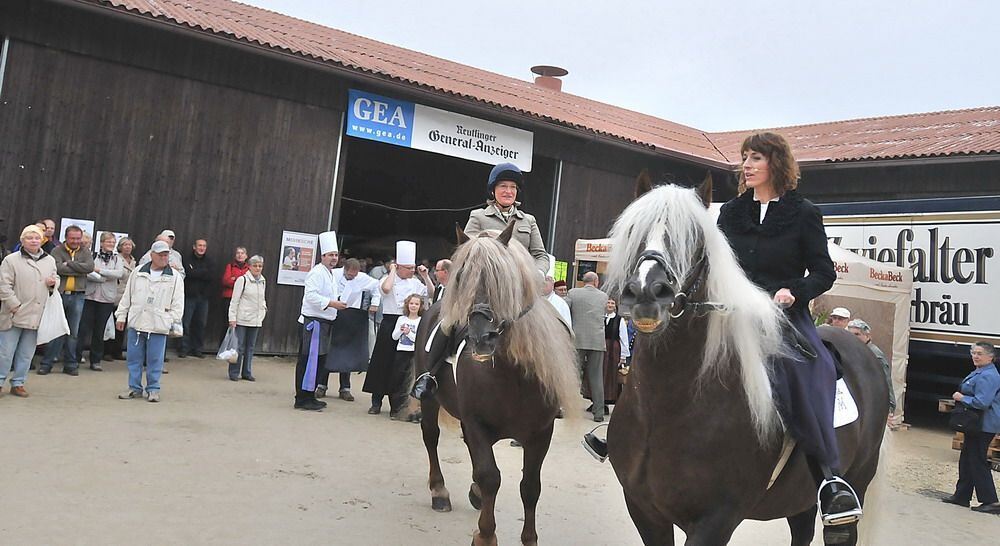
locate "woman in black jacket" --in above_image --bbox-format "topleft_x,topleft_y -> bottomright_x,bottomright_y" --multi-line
717,132 -> 861,526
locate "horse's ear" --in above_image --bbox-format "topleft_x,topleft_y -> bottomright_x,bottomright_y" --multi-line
636,168 -> 653,199
455,223 -> 470,245
497,220 -> 516,246
697,170 -> 713,209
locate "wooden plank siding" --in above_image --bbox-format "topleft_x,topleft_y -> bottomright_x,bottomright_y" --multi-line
0,38 -> 343,353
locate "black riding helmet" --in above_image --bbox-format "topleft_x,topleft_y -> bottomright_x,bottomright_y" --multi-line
487,162 -> 524,200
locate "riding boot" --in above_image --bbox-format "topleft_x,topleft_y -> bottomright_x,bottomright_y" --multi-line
410,327 -> 452,400
582,423 -> 610,463
814,462 -> 863,527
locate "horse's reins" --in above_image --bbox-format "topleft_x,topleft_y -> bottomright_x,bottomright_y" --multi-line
635,249 -> 730,318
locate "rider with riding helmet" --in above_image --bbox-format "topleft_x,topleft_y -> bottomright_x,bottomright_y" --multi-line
717,131 -> 862,527
411,162 -> 549,399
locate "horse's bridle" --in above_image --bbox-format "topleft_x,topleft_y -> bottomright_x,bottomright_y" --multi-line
466,301 -> 534,345
634,250 -> 729,319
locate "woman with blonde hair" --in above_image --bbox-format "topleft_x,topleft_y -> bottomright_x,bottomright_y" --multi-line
80,231 -> 125,370
0,225 -> 59,397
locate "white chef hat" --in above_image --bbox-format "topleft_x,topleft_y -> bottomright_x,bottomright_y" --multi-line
396,240 -> 416,266
319,231 -> 338,255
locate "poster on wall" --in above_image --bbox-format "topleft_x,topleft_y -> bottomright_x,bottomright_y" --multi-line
59,218 -> 95,242
277,230 -> 318,286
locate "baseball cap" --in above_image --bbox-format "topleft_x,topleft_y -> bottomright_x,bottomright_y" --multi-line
151,241 -> 171,254
830,307 -> 851,319
159,229 -> 176,238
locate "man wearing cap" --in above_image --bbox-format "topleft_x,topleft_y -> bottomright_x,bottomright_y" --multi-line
39,225 -> 95,376
847,319 -> 896,414
829,307 -> 851,329
138,231 -> 185,279
465,162 -> 549,273
294,231 -> 348,411
553,280 -> 568,298
115,240 -> 185,402
364,240 -> 433,415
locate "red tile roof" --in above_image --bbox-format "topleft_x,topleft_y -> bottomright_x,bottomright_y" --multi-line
84,0 -> 1000,166
709,106 -> 1000,164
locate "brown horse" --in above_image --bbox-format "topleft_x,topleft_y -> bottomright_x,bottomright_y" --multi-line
604,182 -> 888,545
414,222 -> 579,546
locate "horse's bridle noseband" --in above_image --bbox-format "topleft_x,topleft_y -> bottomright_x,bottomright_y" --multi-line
634,250 -> 729,318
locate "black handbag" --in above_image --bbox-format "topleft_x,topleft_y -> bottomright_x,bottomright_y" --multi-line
949,404 -> 984,433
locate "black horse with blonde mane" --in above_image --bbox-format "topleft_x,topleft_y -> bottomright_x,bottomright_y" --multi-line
604,180 -> 888,545
414,222 -> 579,546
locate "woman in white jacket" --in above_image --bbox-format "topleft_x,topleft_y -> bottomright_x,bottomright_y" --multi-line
227,255 -> 267,381
0,225 -> 59,398
80,232 -> 125,371
115,241 -> 184,402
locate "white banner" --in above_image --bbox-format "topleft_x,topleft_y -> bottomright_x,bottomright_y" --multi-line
410,104 -> 533,171
277,230 -> 318,287
59,217 -> 95,242
825,211 -> 1000,344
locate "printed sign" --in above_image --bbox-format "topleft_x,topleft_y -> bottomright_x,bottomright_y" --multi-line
825,211 -> 1000,344
58,218 -> 95,242
346,89 -> 534,171
277,230 -> 318,287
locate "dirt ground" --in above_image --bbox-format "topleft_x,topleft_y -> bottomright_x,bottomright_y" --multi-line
2,355 -> 998,545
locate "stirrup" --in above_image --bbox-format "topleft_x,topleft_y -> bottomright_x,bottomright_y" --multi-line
818,476 -> 863,526
582,424 -> 609,463
410,372 -> 438,400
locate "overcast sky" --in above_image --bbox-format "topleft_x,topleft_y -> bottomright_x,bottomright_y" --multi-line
241,0 -> 999,132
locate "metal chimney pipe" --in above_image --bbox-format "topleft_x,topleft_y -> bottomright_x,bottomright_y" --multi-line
531,65 -> 568,92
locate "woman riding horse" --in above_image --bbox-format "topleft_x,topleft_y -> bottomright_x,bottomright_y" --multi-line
717,131 -> 861,525
412,162 -> 548,398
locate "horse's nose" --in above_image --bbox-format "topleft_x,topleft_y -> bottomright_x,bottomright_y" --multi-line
644,280 -> 673,303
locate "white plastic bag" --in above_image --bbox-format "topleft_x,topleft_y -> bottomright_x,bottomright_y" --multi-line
103,315 -> 116,341
36,291 -> 71,345
217,327 -> 240,363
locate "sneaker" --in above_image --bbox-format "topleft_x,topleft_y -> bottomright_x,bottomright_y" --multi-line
315,385 -> 327,399
147,391 -> 160,403
118,390 -> 143,400
294,399 -> 325,411
11,386 -> 29,398
37,367 -> 51,375
242,376 -> 256,382
63,368 -> 79,376
90,364 -> 103,372
339,389 -> 355,402
229,376 -> 239,381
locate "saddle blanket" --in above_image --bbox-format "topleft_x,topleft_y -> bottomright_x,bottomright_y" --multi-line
833,378 -> 858,428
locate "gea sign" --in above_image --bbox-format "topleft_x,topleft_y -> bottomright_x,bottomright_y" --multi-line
346,89 -> 533,171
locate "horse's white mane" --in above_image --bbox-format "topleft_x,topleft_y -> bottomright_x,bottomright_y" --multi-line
607,185 -> 785,440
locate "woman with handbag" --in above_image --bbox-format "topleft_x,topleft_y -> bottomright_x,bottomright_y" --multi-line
0,225 -> 59,398
227,255 -> 267,382
942,341 -> 1000,513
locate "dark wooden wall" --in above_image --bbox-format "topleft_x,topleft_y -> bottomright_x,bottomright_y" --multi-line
801,161 -> 1000,203
1,2 -> 346,353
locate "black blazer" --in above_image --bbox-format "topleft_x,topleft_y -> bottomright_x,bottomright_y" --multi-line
717,189 -> 835,310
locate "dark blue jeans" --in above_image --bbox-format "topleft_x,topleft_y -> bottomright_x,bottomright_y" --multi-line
42,292 -> 86,370
181,295 -> 210,355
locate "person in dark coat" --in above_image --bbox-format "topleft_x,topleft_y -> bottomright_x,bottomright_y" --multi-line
717,131 -> 861,526
180,239 -> 216,358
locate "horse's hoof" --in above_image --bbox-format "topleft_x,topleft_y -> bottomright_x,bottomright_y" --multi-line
472,530 -> 498,546
431,496 -> 452,512
469,484 -> 482,510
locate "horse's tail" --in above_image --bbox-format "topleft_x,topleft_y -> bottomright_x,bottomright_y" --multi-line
857,426 -> 892,546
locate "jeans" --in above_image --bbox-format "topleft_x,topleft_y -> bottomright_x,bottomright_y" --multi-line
126,328 -> 166,393
230,325 -> 259,379
0,327 -> 37,387
181,295 -> 210,355
42,292 -> 86,369
78,300 -> 115,364
577,349 -> 606,419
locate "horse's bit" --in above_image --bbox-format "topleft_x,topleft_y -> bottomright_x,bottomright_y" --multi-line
634,249 -> 730,319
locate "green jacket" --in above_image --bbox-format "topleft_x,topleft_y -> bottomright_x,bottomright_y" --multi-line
465,201 -> 549,273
